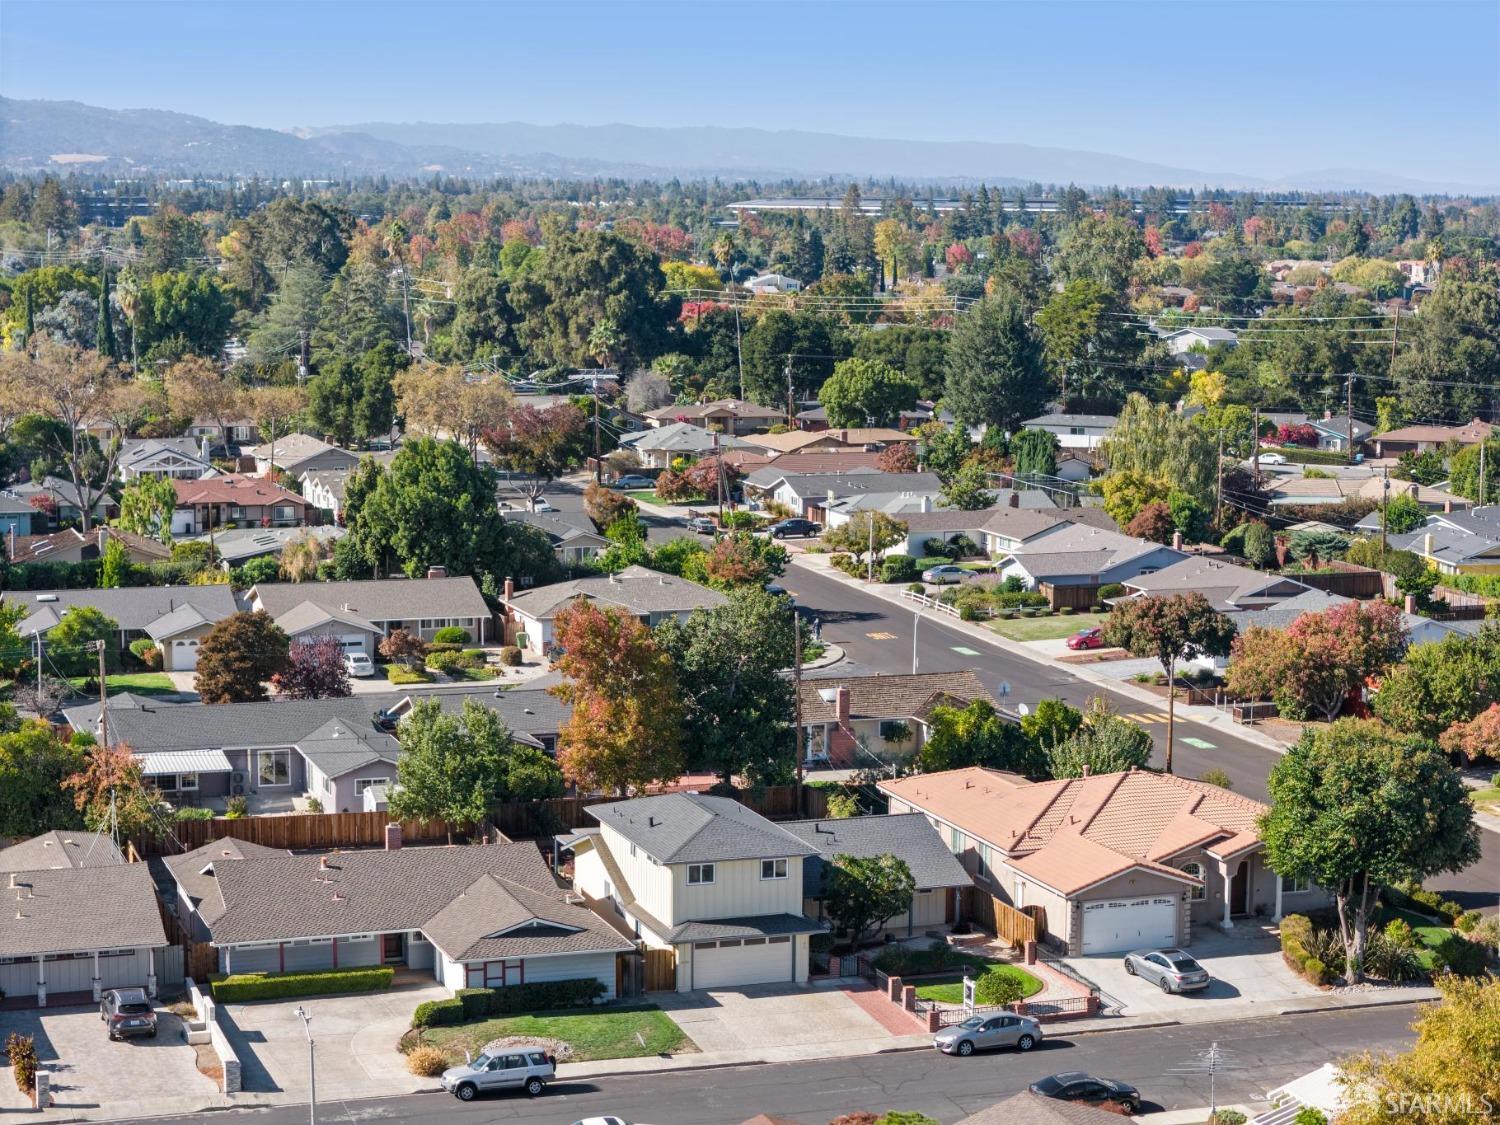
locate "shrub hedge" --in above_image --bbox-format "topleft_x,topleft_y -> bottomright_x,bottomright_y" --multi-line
498,645 -> 523,666
411,977 -> 607,1027
432,626 -> 472,645
880,556 -> 920,583
212,965 -> 394,1003
1279,914 -> 1330,985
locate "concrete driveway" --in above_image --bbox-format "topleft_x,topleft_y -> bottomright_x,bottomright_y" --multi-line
0,1004 -> 220,1120
217,981 -> 450,1102
652,982 -> 901,1054
1064,924 -> 1323,1023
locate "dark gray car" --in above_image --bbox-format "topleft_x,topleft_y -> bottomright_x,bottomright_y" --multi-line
100,987 -> 157,1040
1123,947 -> 1211,993
933,1012 -> 1042,1056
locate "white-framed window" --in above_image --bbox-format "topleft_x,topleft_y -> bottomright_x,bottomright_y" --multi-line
687,863 -> 715,885
975,844 -> 990,880
353,778 -> 385,794
761,858 -> 787,880
256,749 -> 291,787
1281,874 -> 1311,894
1181,861 -> 1207,900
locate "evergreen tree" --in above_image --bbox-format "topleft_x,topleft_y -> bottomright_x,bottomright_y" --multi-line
942,289 -> 1047,431
96,266 -> 117,360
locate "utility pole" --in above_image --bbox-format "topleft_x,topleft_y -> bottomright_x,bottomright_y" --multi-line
733,306 -> 745,403
866,513 -> 875,583
1482,440 -> 1488,508
34,632 -> 43,696
92,641 -> 108,751
1390,307 -> 1400,369
712,432 -> 724,524
784,357 -> 795,429
1380,470 -> 1390,553
1251,407 -> 1260,481
1214,429 -> 1225,529
294,1006 -> 315,1125
1344,371 -> 1355,464
592,377 -> 603,485
791,596 -> 803,818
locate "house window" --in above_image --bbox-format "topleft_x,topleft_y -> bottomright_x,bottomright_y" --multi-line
353,778 -> 384,794
1181,861 -> 1207,901
256,750 -> 291,787
1281,874 -> 1311,894
975,845 -> 989,880
761,859 -> 787,880
687,863 -> 715,885
949,827 -> 962,853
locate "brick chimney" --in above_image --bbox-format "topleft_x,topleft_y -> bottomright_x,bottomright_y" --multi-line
1172,529 -> 1184,550
1404,594 -> 1416,615
1444,499 -> 1453,514
834,684 -> 851,726
384,823 -> 402,850
503,576 -> 515,600
426,565 -> 448,579
1007,491 -> 1020,508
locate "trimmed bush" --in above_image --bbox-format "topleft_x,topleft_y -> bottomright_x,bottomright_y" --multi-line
1097,583 -> 1126,600
386,665 -> 432,685
880,556 -> 920,583
499,645 -> 523,667
974,971 -> 1025,1006
432,626 -> 471,645
1437,899 -> 1465,923
721,511 -> 760,530
1302,958 -> 1328,986
1279,913 -> 1333,984
906,583 -> 925,595
406,1045 -> 448,1076
455,988 -> 491,1020
411,998 -> 466,1028
1058,606 -> 1073,615
1208,1112 -> 1247,1125
413,978 -> 607,1026
212,965 -> 394,1003
1431,934 -> 1489,977
174,806 -> 215,821
1456,910 -> 1482,933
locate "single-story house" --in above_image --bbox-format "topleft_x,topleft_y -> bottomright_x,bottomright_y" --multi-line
739,428 -> 918,457
744,469 -> 945,523
247,575 -> 494,651
170,837 -> 633,995
997,523 -> 1187,609
1017,413 -> 1119,451
882,505 -> 1115,559
7,583 -> 237,671
1118,557 -> 1314,613
184,416 -> 258,450
1160,327 -> 1239,360
1245,587 -> 1457,646
250,433 -> 361,478
171,474 -> 317,535
5,526 -> 171,567
616,422 -> 750,469
1267,475 -> 1467,512
1054,450 -> 1102,482
796,669 -> 997,768
783,814 -> 973,938
194,524 -> 345,570
881,766 -> 1325,954
643,400 -> 785,436
0,492 -> 36,538
569,793 -> 827,991
164,837 -> 290,942
0,831 -> 168,1006
498,565 -> 727,657
118,437 -> 215,482
502,510 -> 610,564
744,273 -> 802,295
1307,415 -> 1375,454
7,476 -> 114,527
1384,508 -> 1500,575
1372,418 -> 1494,458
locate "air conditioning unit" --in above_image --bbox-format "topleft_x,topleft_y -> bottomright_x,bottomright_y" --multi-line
231,771 -> 245,786
231,783 -> 245,796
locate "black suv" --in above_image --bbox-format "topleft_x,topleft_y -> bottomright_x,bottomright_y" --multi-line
768,518 -> 819,539
100,987 -> 157,1041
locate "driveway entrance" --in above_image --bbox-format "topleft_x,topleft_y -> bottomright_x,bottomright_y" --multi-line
652,983 -> 898,1054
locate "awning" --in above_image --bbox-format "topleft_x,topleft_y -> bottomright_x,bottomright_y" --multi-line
136,749 -> 233,776
668,913 -> 829,944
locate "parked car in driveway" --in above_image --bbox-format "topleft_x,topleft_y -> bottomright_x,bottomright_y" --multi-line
687,516 -> 718,534
100,987 -> 157,1040
1123,948 -> 1211,993
441,1050 -> 555,1100
344,652 -> 374,677
922,564 -> 977,585
1029,1072 -> 1141,1115
768,518 -> 819,538
934,1013 -> 1042,1056
1066,627 -> 1105,651
608,475 -> 655,490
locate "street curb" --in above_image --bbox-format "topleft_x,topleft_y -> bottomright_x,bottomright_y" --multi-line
1276,994 -> 1433,1016
802,642 -> 846,670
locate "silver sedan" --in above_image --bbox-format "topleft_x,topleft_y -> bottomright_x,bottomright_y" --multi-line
934,1013 -> 1043,1056
1123,948 -> 1211,993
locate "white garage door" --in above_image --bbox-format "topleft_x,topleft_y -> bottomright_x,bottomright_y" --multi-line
171,638 -> 200,670
1080,896 -> 1177,954
338,634 -> 367,653
690,935 -> 794,989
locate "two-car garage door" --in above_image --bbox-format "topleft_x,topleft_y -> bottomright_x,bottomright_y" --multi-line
1080,896 -> 1177,954
690,935 -> 794,989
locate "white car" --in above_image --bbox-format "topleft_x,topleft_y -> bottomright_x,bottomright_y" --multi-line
344,652 -> 374,677
528,498 -> 557,512
1257,452 -> 1287,465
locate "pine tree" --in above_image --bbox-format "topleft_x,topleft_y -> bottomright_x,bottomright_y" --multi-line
96,266 -> 118,359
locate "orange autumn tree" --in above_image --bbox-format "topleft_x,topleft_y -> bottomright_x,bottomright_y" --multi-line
549,599 -> 684,795
62,743 -> 164,842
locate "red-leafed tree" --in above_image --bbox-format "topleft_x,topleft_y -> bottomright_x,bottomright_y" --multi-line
1182,241 -> 1204,259
271,636 -> 352,700
1124,500 -> 1177,544
682,457 -> 742,503
654,468 -> 695,502
1438,704 -> 1500,764
1143,225 -> 1164,258
690,531 -> 788,590
549,600 -> 684,795
62,743 -> 163,841
945,243 -> 974,273
485,402 -> 588,503
876,443 -> 917,473
1006,229 -> 1042,259
1277,423 -> 1320,447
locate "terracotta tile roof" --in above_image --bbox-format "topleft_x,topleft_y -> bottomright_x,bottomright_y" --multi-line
172,474 -> 309,507
797,670 -> 995,724
1009,831 -> 1196,896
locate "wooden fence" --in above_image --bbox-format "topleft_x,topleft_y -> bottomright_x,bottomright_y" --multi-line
966,889 -> 1044,947
1292,563 -> 1385,599
643,948 -> 677,992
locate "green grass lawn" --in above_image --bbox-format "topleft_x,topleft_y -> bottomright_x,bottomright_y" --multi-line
383,665 -> 432,685
68,672 -> 177,697
625,490 -> 708,507
912,963 -> 1044,1004
419,1006 -> 690,1063
990,611 -> 1110,643
1374,905 -> 1454,970
1470,786 -> 1500,817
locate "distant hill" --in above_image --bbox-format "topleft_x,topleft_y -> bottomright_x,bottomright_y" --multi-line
3,98 -> 1494,193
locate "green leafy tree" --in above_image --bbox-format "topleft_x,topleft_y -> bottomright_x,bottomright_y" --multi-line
1035,278 -> 1139,405
684,531 -> 789,591
1260,720 -> 1479,982
1019,697 -> 1083,752
0,721 -> 87,838
852,324 -> 947,399
1047,699 -> 1154,778
942,290 -> 1047,431
98,536 -> 131,589
1103,593 -> 1235,772
48,606 -> 119,679
918,699 -> 1043,777
116,474 -> 176,543
193,611 -> 290,704
939,462 -> 996,511
132,271 -> 234,360
656,588 -> 796,787
914,422 -> 971,480
1102,393 -> 1218,501
1099,469 -> 1171,528
824,853 -> 916,949
246,264 -> 327,369
818,357 -> 920,427
1052,213 -> 1146,292
450,264 -> 521,360
1371,624 -> 1500,738
1382,492 -> 1426,535
739,309 -> 842,407
311,261 -> 401,365
821,512 -> 908,567
1011,428 -> 1058,477
1243,520 -> 1275,568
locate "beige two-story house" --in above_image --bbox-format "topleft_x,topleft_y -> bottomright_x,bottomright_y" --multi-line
569,793 -> 826,992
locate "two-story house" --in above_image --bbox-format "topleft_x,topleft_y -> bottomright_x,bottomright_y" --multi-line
569,793 -> 826,991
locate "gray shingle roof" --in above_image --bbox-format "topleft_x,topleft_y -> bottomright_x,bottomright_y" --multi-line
250,576 -> 490,624
1020,413 -> 1120,428
274,601 -> 382,636
587,793 -> 819,864
1123,557 -> 1312,608
783,814 -> 973,895
422,872 -> 634,961
0,830 -> 124,872
1245,588 -> 1352,632
1,863 -> 167,956
502,565 -> 728,620
666,913 -> 827,943
619,422 -> 748,454
294,719 -> 401,778
4,585 -> 237,634
164,837 -> 290,924
145,604 -> 214,641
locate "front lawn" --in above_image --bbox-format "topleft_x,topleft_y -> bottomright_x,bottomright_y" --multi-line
1470,785 -> 1500,817
912,962 -> 1044,1005
1373,905 -> 1455,970
625,490 -> 708,507
417,1005 -> 690,1063
990,611 -> 1109,643
68,672 -> 177,697
383,664 -> 432,685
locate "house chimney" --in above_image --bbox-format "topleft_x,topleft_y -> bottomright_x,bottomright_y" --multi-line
384,823 -> 402,851
834,684 -> 851,726
1323,408 -> 1333,421
1423,532 -> 1434,557
426,565 -> 448,579
1081,764 -> 1091,777
503,576 -> 514,600
826,489 -> 837,506
1444,500 -> 1453,514
1172,529 -> 1184,551
319,855 -> 330,871
1404,594 -> 1416,615
1007,491 -> 1020,509
920,495 -> 931,513
97,526 -> 107,553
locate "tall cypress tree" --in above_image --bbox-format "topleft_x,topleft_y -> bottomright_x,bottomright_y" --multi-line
96,265 -> 118,359
22,286 -> 35,344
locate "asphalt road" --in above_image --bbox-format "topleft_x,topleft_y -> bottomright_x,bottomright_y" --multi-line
135,1005 -> 1419,1125
782,557 -> 1499,914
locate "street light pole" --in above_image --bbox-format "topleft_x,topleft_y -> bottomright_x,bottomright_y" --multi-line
294,1006 -> 315,1125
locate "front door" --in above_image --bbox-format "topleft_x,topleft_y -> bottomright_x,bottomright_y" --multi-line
382,933 -> 406,964
1230,860 -> 1249,916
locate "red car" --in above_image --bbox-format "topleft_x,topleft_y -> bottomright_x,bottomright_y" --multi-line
1066,627 -> 1105,651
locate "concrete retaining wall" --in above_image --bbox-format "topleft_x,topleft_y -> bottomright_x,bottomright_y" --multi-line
187,977 -> 241,1095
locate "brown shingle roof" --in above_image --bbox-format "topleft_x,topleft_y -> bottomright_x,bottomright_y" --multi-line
798,670 -> 995,724
164,837 -> 292,924
0,863 -> 167,957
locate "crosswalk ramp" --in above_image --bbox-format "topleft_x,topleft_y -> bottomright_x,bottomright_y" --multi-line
1124,710 -> 1172,725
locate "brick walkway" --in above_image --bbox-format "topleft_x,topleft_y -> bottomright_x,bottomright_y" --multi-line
841,982 -> 926,1035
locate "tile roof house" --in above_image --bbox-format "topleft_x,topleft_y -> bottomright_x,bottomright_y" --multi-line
782,814 -> 972,938
569,793 -> 826,991
1373,418 -> 1495,458
797,669 -> 997,769
0,831 -> 168,1007
880,767 -> 1323,954
498,565 -> 727,657
171,474 -> 316,535
168,837 -> 632,996
643,399 -> 785,436
6,582 -> 236,671
247,575 -> 493,649
997,523 -> 1188,608
118,437 -> 215,482
250,433 -> 361,478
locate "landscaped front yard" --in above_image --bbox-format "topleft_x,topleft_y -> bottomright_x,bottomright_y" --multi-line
990,611 -> 1109,643
68,672 -> 177,697
1470,783 -> 1500,817
415,1005 -> 691,1063
912,962 -> 1044,1004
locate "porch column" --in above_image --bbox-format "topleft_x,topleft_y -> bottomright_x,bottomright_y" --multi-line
36,955 -> 46,1007
1273,862 -> 1284,922
1217,859 -> 1233,932
147,951 -> 158,998
92,951 -> 102,1001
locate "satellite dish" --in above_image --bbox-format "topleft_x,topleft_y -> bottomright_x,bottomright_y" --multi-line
997,681 -> 1011,697
1017,702 -> 1031,717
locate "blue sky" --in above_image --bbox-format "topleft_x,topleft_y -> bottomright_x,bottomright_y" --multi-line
4,0 -> 1498,184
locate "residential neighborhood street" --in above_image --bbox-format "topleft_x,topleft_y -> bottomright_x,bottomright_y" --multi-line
132,1005 -> 1421,1125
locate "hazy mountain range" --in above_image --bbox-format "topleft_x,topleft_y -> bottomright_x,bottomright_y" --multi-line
3,97 -> 1493,195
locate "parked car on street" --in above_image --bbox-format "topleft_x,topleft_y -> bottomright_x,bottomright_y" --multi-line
768,518 -> 819,539
344,652 -> 374,677
1029,1073 -> 1141,1115
921,564 -> 977,585
687,516 -> 718,534
527,498 -> 557,512
1256,451 -> 1287,465
608,475 -> 655,490
100,987 -> 157,1041
1123,948 -> 1211,993
934,1013 -> 1042,1056
1066,627 -> 1105,651
441,1050 -> 555,1100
